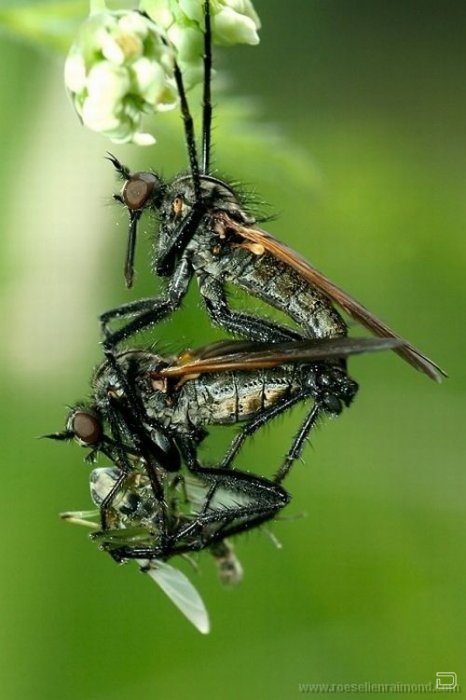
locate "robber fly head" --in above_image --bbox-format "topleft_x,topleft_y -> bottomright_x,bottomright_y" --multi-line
109,148 -> 255,283
107,154 -> 166,288
65,406 -> 103,447
108,153 -> 165,211
45,405 -> 103,448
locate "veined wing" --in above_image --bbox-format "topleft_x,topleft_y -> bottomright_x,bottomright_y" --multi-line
214,213 -> 446,383
138,559 -> 210,634
154,336 -> 401,380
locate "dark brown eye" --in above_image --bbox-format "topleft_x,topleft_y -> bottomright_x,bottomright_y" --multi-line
68,410 -> 102,445
122,172 -> 158,210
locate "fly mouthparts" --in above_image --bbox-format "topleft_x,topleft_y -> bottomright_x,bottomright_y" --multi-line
41,431 -> 73,441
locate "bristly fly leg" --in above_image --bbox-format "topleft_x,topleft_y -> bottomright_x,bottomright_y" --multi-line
151,0 -> 213,273
173,439 -> 289,542
98,350 -> 177,552
217,390 -> 340,485
201,0 -> 212,174
176,437 -> 289,529
92,426 -> 129,532
95,403 -> 170,549
274,403 -> 326,484
100,257 -> 303,348
100,256 -> 192,348
219,392 -> 315,471
200,275 -> 304,344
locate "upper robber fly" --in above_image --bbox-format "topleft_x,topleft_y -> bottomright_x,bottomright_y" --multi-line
101,1 -> 445,384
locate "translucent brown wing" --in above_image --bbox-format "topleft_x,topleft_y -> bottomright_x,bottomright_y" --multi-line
175,339 -> 271,364
154,337 -> 401,380
214,213 -> 446,383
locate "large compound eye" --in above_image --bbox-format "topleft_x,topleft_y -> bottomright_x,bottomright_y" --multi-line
122,172 -> 159,210
67,410 -> 102,446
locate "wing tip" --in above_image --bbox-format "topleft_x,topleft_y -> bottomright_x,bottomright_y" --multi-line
402,347 -> 447,383
427,365 -> 448,384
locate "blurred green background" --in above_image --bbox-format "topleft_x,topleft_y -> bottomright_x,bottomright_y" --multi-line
0,1 -> 464,698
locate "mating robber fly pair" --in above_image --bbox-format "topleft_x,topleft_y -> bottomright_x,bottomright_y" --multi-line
52,1 -> 444,632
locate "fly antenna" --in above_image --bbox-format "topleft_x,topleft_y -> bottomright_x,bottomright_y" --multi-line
201,0 -> 212,174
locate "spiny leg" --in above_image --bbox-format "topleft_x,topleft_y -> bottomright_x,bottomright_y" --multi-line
200,276 -> 305,343
205,299 -> 303,343
100,255 -> 192,348
219,392 -> 310,470
108,471 -> 288,561
201,0 -> 212,174
178,439 -> 289,531
101,402 -> 171,538
100,361 -> 171,548
173,438 -> 235,524
100,261 -> 301,350
172,60 -> 201,201
96,405 -> 136,531
144,0 -> 200,198
175,470 -> 289,543
274,402 -> 323,484
154,204 -> 205,277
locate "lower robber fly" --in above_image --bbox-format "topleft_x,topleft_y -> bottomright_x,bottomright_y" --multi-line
48,336 -> 396,627
49,333 -> 395,549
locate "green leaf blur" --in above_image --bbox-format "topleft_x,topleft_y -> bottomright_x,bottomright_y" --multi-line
0,1 -> 464,698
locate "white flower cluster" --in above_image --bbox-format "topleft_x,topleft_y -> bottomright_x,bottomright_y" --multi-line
64,0 -> 261,145
64,2 -> 178,145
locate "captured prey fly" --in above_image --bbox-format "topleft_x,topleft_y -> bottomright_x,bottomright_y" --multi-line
50,404 -> 288,632
101,1 -> 445,390
68,462 -> 243,586
60,466 -> 212,634
60,457 -> 266,634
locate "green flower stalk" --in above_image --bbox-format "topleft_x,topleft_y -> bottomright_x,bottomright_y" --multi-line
65,0 -> 261,145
